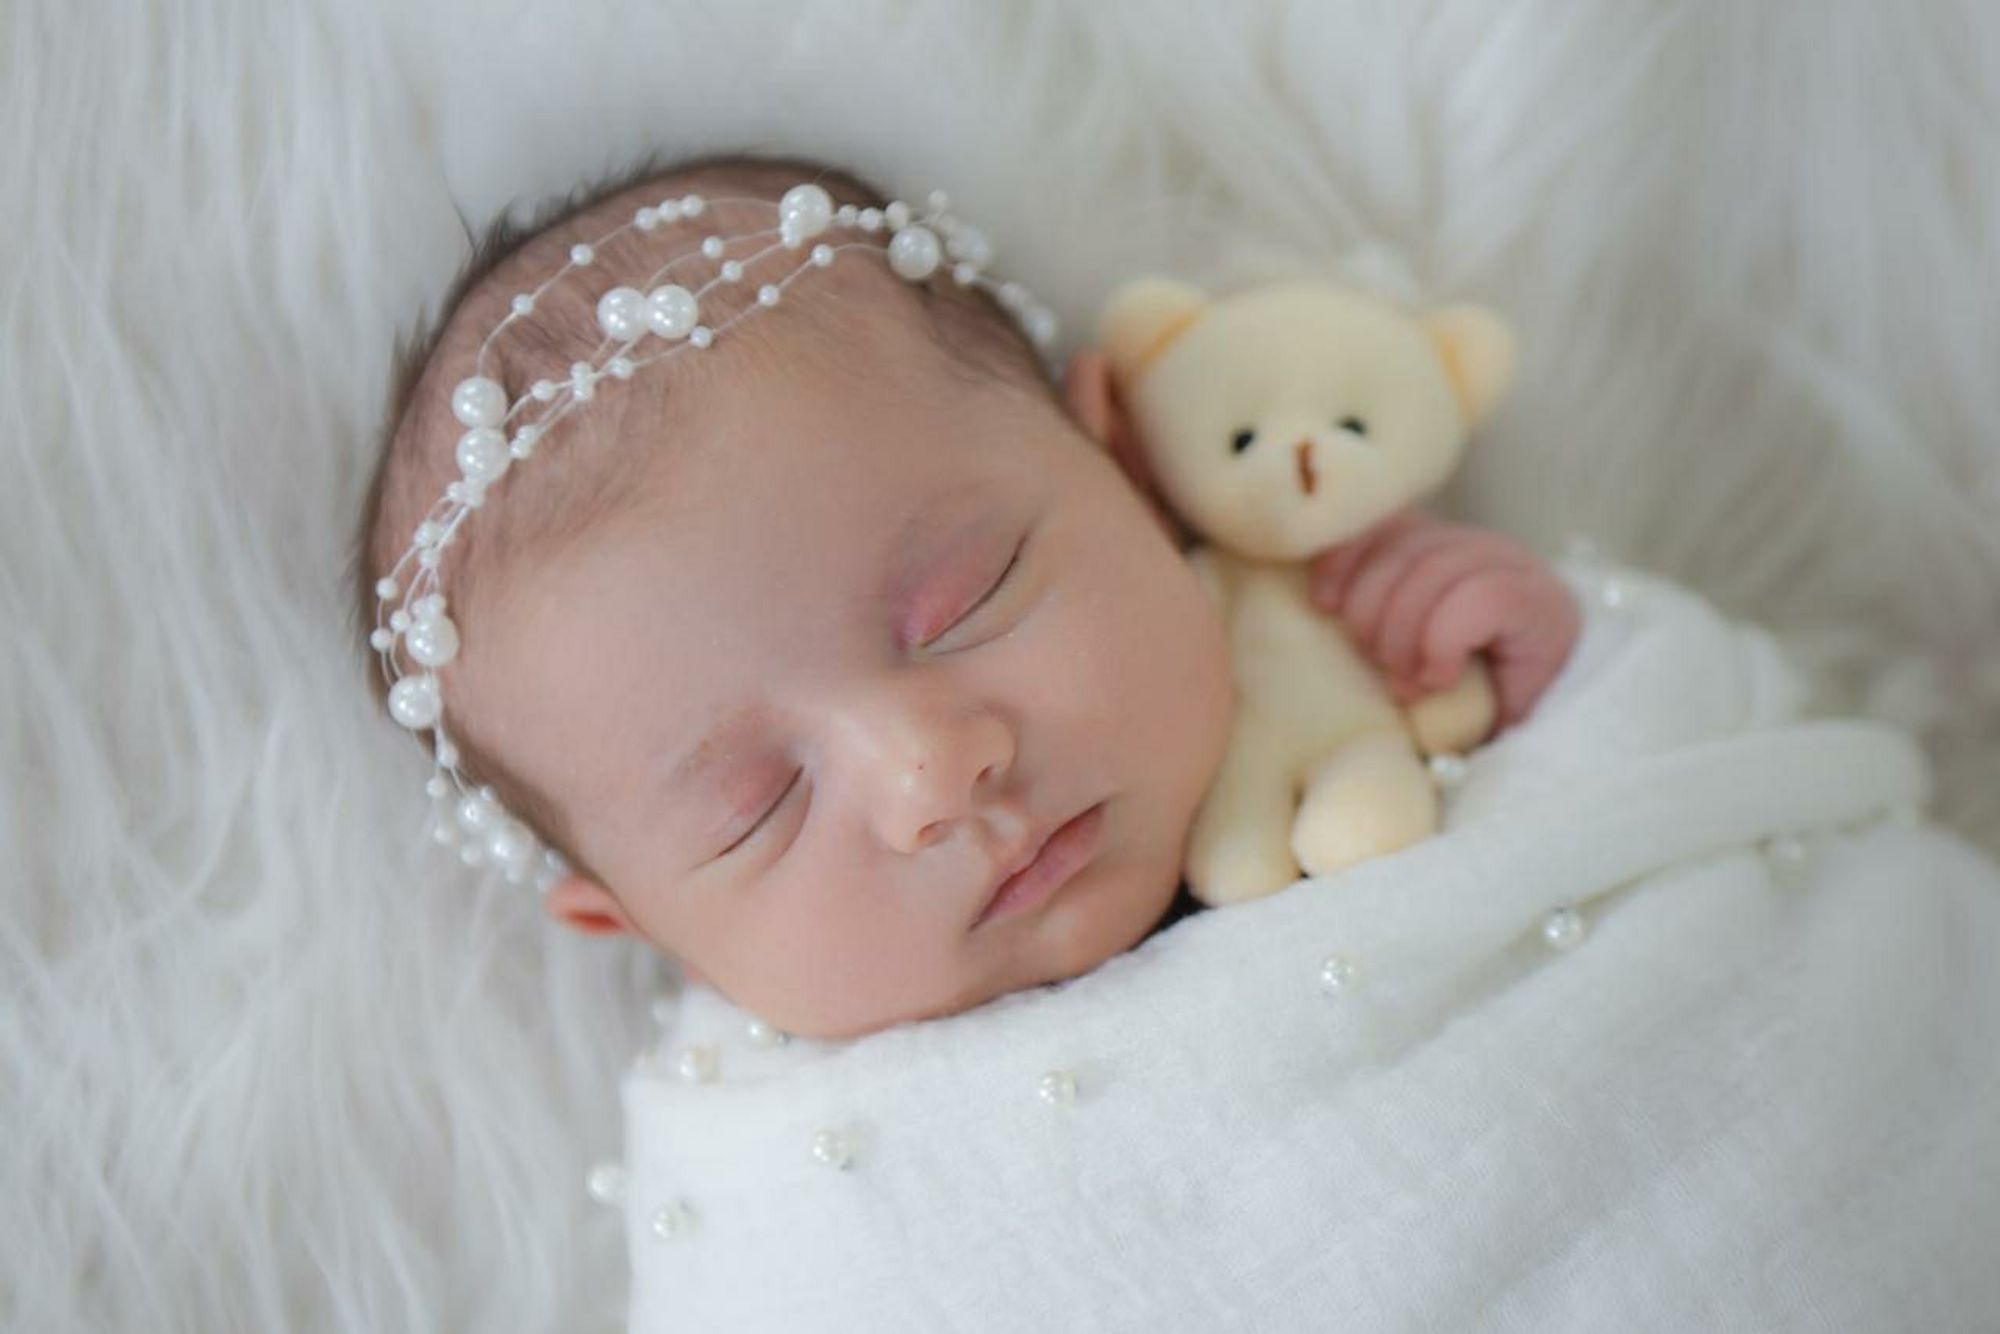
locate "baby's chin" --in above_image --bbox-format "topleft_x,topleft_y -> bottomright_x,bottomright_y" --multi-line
758,854 -> 1186,1043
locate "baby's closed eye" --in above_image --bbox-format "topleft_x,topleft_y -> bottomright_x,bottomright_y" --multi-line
917,525 -> 1036,654
710,767 -> 807,862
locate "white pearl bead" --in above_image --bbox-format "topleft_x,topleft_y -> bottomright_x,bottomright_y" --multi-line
530,379 -> 559,402
425,774 -> 449,799
435,739 -> 460,768
1765,834 -> 1810,887
509,427 -> 539,460
1427,753 -> 1469,789
835,204 -> 858,226
414,594 -> 445,619
586,1162 -> 626,1206
413,521 -> 441,547
778,183 -> 834,247
569,243 -> 594,267
487,820 -> 534,871
887,226 -> 942,280
450,376 -> 507,428
649,1200 -> 695,1240
455,428 -> 510,485
374,577 -> 399,599
857,207 -> 883,233
646,285 -> 698,339
952,262 -> 977,286
569,362 -> 595,402
757,284 -> 780,307
884,200 -> 911,229
596,286 -> 648,341
1318,954 -> 1361,993
679,193 -> 705,217
744,1017 -> 787,1047
676,1045 -> 718,1084
1037,1070 -> 1078,1106
368,628 -> 393,651
1023,306 -> 1058,346
1542,906 -> 1587,951
998,281 -> 1026,309
811,1129 -> 853,1170
945,224 -> 990,266
510,294 -> 534,317
608,356 -> 634,380
634,207 -> 658,231
402,612 -> 459,668
810,244 -> 835,267
689,327 -> 713,349
656,199 -> 680,221
456,792 -> 498,834
387,675 -> 441,729
388,609 -> 411,633
925,189 -> 949,212
700,236 -> 725,260
718,260 -> 743,283
417,548 -> 441,569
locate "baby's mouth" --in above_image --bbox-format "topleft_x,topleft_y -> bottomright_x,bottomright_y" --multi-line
972,804 -> 1106,928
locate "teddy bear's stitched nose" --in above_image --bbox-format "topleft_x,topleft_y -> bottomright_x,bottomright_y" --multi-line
1294,439 -> 1318,495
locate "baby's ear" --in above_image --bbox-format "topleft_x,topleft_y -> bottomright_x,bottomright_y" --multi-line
1098,277 -> 1209,385
545,875 -> 636,937
1423,305 -> 1517,429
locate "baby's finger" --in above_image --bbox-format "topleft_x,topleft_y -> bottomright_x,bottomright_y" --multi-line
1418,570 -> 1538,694
1371,542 -> 1540,681
1338,525 -> 1464,645
1308,510 -> 1430,608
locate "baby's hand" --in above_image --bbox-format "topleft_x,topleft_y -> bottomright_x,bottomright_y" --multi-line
1308,510 -> 1580,730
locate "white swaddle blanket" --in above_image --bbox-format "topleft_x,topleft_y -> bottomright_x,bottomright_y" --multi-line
621,562 -> 2000,1332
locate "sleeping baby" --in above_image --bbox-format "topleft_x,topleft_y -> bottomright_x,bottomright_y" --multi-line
356,153 -> 1578,1042
358,152 -> 2000,1333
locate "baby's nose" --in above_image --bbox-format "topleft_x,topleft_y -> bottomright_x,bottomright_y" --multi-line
872,708 -> 1016,856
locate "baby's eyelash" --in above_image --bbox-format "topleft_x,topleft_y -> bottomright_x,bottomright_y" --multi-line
930,532 -> 1029,645
717,769 -> 803,858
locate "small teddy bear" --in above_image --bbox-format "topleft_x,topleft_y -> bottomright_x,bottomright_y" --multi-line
1099,278 -> 1518,905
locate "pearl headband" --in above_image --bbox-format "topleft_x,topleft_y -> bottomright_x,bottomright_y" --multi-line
369,183 -> 1059,890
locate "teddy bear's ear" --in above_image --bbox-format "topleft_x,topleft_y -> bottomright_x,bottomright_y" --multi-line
1098,278 -> 1209,386
1423,305 -> 1517,428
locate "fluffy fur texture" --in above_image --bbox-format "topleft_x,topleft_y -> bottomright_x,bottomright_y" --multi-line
4,1 -> 1994,1329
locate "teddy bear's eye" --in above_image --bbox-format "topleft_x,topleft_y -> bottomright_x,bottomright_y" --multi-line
1230,428 -> 1257,455
1338,416 -> 1369,438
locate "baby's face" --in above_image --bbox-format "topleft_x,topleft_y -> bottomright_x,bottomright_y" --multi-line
466,315 -> 1233,1039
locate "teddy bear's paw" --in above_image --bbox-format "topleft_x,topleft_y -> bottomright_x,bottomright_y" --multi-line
1290,732 -> 1439,875
1186,832 -> 1301,907
1405,661 -> 1497,756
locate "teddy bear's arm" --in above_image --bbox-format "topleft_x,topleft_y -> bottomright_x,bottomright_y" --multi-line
1403,660 -> 1497,756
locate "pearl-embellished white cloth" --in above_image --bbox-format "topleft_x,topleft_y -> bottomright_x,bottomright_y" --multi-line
619,564 -> 2000,1332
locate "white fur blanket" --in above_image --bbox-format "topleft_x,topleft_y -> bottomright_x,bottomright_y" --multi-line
7,3 -> 1998,1331
625,564 -> 1999,1332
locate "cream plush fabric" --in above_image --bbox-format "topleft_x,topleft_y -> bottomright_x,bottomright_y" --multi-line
5,3 -> 1997,1330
